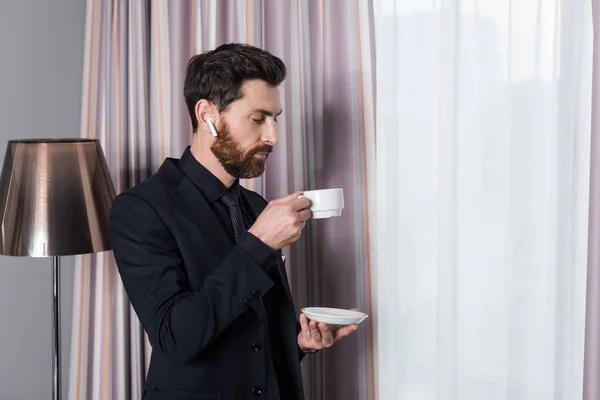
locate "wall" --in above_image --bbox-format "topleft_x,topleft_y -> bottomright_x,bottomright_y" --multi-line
0,0 -> 86,398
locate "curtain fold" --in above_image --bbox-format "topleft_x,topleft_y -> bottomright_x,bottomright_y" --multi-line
583,0 -> 600,398
373,0 -> 593,398
69,1 -> 376,399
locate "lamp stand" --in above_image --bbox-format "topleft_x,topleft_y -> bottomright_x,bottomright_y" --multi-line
0,139 -> 115,399
52,256 -> 61,400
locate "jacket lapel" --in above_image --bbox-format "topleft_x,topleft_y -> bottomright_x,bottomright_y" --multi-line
172,177 -> 232,260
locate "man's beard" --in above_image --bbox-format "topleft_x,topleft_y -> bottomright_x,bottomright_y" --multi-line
210,122 -> 273,179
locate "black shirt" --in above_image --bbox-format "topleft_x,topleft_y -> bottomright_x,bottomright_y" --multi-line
177,146 -> 276,268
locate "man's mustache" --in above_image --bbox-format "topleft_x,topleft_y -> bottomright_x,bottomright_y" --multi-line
250,145 -> 273,155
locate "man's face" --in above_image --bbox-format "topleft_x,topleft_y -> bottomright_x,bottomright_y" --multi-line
211,79 -> 282,179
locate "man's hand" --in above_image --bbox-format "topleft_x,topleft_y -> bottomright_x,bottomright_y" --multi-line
297,309 -> 360,351
248,192 -> 311,250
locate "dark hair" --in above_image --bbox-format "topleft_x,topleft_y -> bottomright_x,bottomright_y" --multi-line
183,43 -> 286,132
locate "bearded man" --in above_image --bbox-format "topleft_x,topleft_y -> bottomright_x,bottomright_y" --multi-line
109,43 -> 358,400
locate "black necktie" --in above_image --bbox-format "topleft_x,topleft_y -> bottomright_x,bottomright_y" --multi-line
221,192 -> 279,400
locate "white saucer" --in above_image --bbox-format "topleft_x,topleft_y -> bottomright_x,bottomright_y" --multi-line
301,307 -> 368,325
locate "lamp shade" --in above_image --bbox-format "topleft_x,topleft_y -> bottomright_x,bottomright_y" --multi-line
0,139 -> 116,257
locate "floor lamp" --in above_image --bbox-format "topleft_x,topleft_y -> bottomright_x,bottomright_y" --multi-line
0,139 -> 116,400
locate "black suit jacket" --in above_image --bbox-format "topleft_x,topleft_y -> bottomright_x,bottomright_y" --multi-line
109,155 -> 305,400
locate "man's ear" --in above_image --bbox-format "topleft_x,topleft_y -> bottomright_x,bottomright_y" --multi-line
195,100 -> 219,136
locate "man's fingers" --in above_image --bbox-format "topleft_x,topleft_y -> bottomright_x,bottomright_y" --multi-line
292,196 -> 311,211
271,191 -> 303,205
334,324 -> 359,340
298,209 -> 311,222
309,320 -> 321,341
300,313 -> 311,341
319,323 -> 334,346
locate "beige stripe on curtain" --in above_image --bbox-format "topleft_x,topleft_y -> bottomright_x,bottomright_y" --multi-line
69,1 -> 376,399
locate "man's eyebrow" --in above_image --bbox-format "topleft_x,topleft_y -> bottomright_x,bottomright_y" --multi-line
253,109 -> 283,117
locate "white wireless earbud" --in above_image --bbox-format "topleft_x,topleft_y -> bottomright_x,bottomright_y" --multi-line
206,117 -> 218,138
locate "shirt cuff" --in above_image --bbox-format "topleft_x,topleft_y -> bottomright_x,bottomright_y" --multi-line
237,232 -> 277,270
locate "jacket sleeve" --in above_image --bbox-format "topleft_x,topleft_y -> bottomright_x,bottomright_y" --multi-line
254,193 -> 308,362
110,192 -> 275,365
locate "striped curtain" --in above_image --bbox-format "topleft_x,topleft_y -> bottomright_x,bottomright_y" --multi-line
69,1 -> 376,399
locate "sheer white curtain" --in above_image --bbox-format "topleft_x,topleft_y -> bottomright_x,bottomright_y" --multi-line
373,0 -> 593,399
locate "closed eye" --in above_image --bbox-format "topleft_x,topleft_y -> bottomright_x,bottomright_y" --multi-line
252,116 -> 279,124
251,109 -> 283,124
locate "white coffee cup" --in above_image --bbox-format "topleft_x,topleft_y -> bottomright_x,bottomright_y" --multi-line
299,188 -> 344,219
